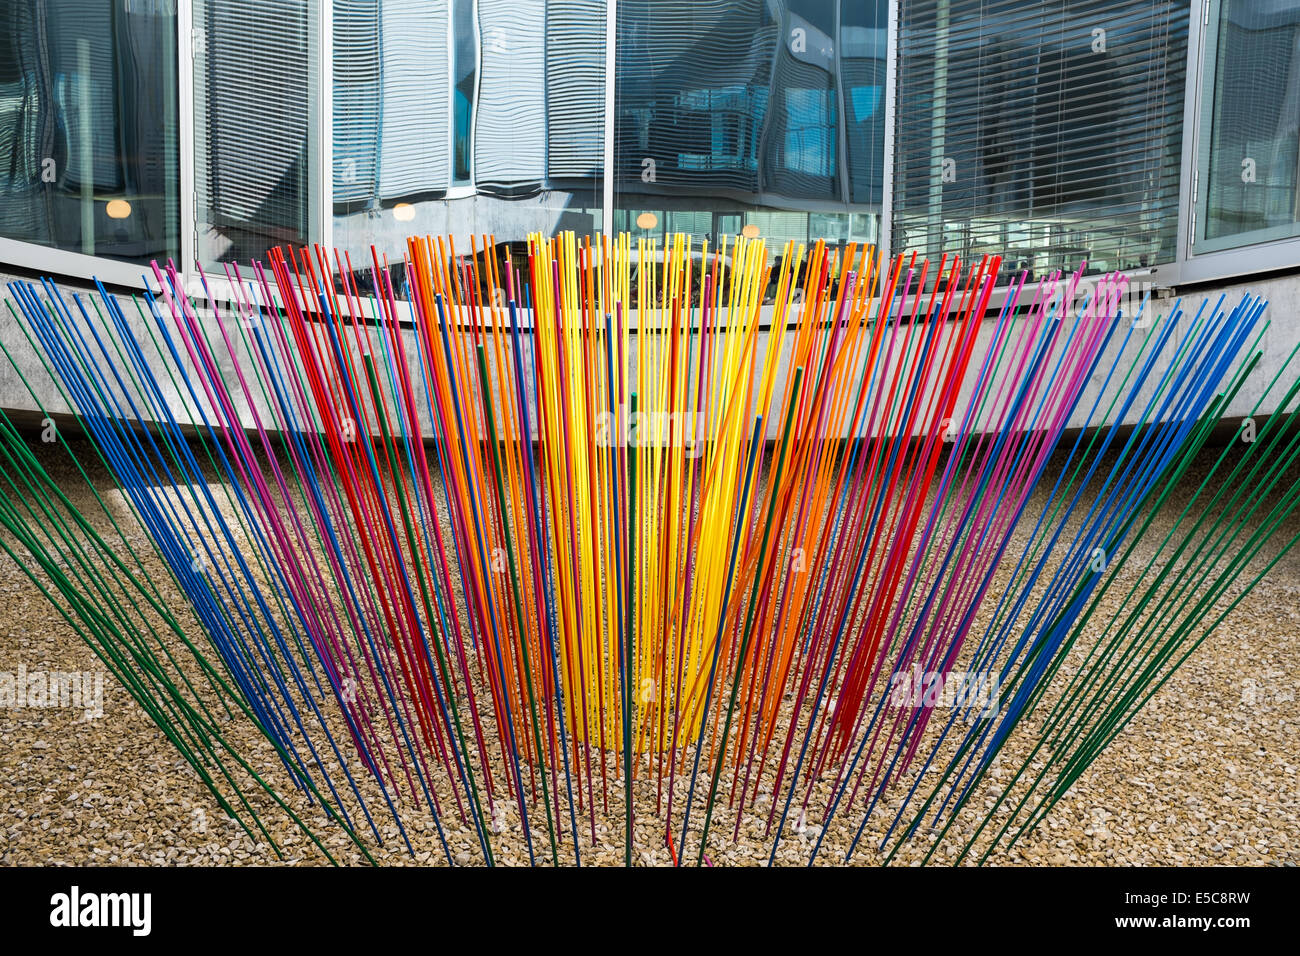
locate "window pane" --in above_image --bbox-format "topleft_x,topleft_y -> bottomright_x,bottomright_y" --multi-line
1199,0 -> 1300,251
331,0 -> 606,281
895,0 -> 1189,281
452,0 -> 476,185
613,0 -> 887,257
0,0 -> 179,264
195,0 -> 319,266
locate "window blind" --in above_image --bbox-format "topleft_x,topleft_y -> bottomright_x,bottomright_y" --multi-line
332,0 -> 380,205
893,0 -> 1190,277
614,0 -> 776,198
195,0 -> 315,257
378,0 -> 451,199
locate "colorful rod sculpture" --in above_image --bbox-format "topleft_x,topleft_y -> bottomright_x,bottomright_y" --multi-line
2,232 -> 1297,865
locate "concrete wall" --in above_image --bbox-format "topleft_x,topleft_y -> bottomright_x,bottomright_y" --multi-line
2,265 -> 1296,442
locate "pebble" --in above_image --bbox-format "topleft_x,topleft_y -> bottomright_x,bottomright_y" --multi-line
1,440 -> 1295,866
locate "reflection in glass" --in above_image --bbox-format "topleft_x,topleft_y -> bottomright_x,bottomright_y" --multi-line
452,0 -> 476,185
1201,0 -> 1300,250
613,1 -> 886,255
332,0 -> 605,264
0,0 -> 179,265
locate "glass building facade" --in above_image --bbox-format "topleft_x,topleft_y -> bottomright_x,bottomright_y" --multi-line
0,0 -> 179,265
0,0 -> 1296,292
330,0 -> 605,277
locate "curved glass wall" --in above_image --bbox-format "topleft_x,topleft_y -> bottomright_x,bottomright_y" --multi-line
0,0 -> 179,266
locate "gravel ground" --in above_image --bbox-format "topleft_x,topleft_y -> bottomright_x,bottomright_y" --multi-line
1,438 -> 1296,866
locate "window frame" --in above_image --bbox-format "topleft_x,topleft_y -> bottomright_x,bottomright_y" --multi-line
0,0 -> 189,291
182,0 -> 329,301
1177,0 -> 1300,285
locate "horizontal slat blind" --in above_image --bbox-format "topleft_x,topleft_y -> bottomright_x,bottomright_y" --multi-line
893,0 -> 1190,276
1203,3 -> 1300,241
332,0 -> 380,204
195,0 -> 313,234
50,1 -> 119,190
614,0 -> 776,197
333,0 -> 451,205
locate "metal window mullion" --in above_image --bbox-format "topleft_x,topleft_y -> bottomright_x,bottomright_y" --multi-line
1174,0 -> 1208,280
468,0 -> 481,188
447,5 -> 456,186
833,0 -> 851,209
